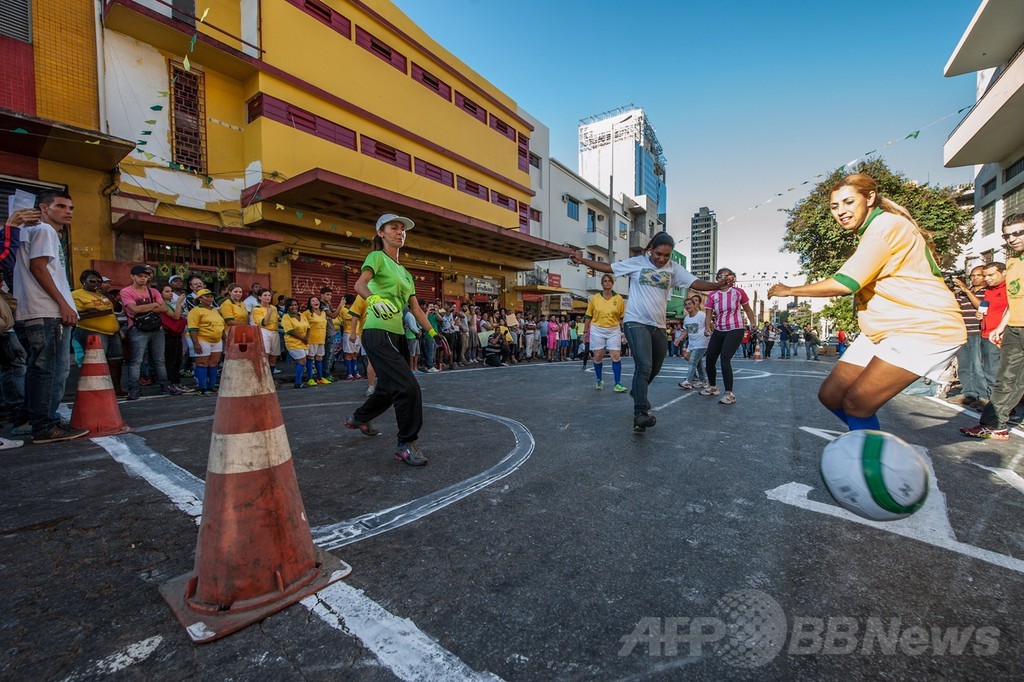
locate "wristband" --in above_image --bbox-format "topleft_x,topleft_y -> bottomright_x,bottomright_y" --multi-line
428,328 -> 438,338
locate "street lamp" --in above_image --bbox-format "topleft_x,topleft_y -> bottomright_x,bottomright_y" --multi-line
607,114 -> 633,261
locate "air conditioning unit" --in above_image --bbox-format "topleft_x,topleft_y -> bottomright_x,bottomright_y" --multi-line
561,193 -> 569,202
597,215 -> 605,221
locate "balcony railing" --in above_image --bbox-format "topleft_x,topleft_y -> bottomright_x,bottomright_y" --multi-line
946,38 -> 1024,143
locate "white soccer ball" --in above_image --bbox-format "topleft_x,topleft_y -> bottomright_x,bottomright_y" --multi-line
820,430 -> 929,521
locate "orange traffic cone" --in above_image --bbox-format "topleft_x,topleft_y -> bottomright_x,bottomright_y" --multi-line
160,325 -> 350,643
753,342 -> 763,361
69,334 -> 129,436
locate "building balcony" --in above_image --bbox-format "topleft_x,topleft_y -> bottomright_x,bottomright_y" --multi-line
584,227 -> 610,251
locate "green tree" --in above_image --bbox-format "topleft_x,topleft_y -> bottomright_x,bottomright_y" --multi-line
780,158 -> 973,332
821,297 -> 858,335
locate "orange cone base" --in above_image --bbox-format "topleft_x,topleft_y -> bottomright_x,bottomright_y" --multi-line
159,547 -> 351,643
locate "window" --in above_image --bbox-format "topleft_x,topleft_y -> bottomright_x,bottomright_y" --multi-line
982,178 -> 997,196
170,62 -> 207,174
145,240 -> 235,272
414,158 -> 453,187
518,201 -> 528,231
518,133 -> 530,172
1005,155 -> 1024,184
1,0 -> 32,42
1005,185 -> 1024,215
980,203 -> 996,236
489,115 -> 516,141
457,176 -> 489,200
285,0 -> 351,38
455,92 -> 487,124
529,153 -> 541,169
619,220 -> 628,237
246,94 -> 356,150
411,63 -> 451,101
586,209 -> 597,232
529,208 -> 542,223
361,135 -> 411,171
355,27 -> 407,73
567,198 -> 579,221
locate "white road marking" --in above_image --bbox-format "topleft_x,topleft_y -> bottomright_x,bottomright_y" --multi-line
651,392 -> 695,412
925,395 -> 1024,440
57,635 -> 163,681
969,462 -> 1024,496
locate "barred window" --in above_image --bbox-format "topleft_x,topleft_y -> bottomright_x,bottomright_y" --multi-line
1005,185 -> 1024,215
170,62 -> 207,174
980,202 -> 995,237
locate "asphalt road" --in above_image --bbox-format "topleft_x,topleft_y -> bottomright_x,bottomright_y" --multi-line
2,353 -> 1022,680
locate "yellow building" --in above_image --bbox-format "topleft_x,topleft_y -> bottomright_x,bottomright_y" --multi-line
94,0 -> 569,301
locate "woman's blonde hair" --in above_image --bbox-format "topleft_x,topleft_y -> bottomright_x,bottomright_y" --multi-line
831,173 -> 937,252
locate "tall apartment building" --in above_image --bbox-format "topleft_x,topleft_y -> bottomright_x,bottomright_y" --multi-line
943,0 -> 1024,268
577,105 -> 666,253
689,206 -> 718,280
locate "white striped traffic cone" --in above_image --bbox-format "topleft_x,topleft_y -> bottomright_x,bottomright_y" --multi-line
69,334 -> 128,436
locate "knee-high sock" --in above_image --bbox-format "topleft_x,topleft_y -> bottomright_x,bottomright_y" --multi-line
828,407 -> 849,427
206,365 -> 218,390
295,362 -> 305,385
315,359 -> 323,380
613,360 -> 622,385
347,359 -> 356,377
594,361 -> 603,382
847,414 -> 880,431
304,359 -> 313,380
194,366 -> 208,391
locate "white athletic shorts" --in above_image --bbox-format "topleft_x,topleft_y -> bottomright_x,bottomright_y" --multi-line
589,324 -> 622,352
191,339 -> 223,358
306,343 -> 325,357
260,328 -> 281,356
840,333 -> 960,381
343,335 -> 361,354
288,349 -> 308,361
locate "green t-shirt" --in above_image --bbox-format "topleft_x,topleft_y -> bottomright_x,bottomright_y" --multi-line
361,250 -> 415,335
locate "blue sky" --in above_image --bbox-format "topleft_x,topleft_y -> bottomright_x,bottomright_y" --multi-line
394,0 -> 980,282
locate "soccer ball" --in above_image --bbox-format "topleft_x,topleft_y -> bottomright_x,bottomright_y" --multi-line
820,430 -> 929,521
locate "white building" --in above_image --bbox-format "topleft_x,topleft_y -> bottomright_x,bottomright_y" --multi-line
944,0 -> 1024,267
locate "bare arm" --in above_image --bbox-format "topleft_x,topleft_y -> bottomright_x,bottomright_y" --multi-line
354,269 -> 374,300
951,279 -> 981,309
768,278 -> 852,299
570,253 -> 613,274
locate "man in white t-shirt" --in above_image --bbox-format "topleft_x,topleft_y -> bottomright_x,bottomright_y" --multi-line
12,191 -> 89,443
678,296 -> 709,389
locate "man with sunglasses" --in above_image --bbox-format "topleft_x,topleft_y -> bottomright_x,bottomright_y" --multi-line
961,213 -> 1024,441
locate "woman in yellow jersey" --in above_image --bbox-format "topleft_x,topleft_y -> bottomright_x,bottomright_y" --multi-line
72,269 -> 126,396
280,297 -> 310,389
768,173 -> 966,431
338,293 -> 363,380
218,283 -> 248,327
584,273 -> 627,392
251,289 -> 280,374
301,295 -> 330,386
186,289 -> 226,396
347,295 -> 376,396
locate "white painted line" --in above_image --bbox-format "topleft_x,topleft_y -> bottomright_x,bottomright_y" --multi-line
969,462 -> 1024,496
304,583 -> 500,681
57,635 -> 163,681
651,392 -> 695,413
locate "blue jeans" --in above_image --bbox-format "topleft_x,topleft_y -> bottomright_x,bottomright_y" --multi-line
127,327 -> 168,390
14,318 -> 72,434
789,340 -> 798,357
687,347 -> 707,383
780,339 -> 790,358
806,340 -> 818,360
979,337 -> 1000,399
422,333 -> 435,369
956,333 -> 984,399
1,329 -> 27,424
624,322 -> 666,416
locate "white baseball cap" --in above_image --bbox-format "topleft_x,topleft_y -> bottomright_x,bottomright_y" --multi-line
376,213 -> 414,231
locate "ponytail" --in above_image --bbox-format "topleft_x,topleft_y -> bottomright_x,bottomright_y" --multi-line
371,235 -> 385,251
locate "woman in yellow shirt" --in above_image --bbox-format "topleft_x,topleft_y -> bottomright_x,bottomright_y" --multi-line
280,297 -> 310,389
301,295 -> 330,386
186,289 -> 226,396
218,283 -> 248,327
71,269 -> 125,396
251,289 -> 280,375
584,273 -> 627,392
768,173 -> 965,432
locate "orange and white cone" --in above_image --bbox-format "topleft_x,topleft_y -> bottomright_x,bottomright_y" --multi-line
753,343 -> 763,361
69,334 -> 129,436
160,325 -> 350,643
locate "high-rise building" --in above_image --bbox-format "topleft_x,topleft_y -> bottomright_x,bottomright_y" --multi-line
690,207 -> 718,280
578,105 -> 666,250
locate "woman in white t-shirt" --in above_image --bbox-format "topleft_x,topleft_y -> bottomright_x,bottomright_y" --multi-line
678,295 -> 710,390
572,232 -> 723,432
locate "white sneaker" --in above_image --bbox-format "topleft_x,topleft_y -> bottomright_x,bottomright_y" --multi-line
365,386 -> 375,397
700,386 -> 720,396
692,381 -> 705,389
719,392 -> 736,405
427,367 -> 440,373
0,437 -> 24,450
678,381 -> 692,390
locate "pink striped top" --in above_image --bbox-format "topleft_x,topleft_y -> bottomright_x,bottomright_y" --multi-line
706,287 -> 749,332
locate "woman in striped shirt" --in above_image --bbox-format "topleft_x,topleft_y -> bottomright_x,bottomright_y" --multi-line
702,268 -> 758,405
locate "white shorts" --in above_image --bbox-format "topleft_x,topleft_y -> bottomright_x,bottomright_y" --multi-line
840,333 -> 960,381
589,324 -> 621,352
307,343 -> 325,357
288,349 -> 307,361
343,335 -> 361,354
260,328 -> 281,355
191,339 -> 223,358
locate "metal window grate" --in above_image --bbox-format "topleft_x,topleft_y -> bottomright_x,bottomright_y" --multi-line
0,0 -> 31,43
169,62 -> 207,174
145,240 -> 235,270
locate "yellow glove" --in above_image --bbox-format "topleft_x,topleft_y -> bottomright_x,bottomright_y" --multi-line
366,294 -> 399,321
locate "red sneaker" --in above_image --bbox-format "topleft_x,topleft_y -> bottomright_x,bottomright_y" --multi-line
959,424 -> 1009,441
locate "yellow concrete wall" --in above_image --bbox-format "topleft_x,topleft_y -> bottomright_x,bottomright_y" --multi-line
196,0 -> 243,52
33,0 -> 99,129
37,159 -> 112,275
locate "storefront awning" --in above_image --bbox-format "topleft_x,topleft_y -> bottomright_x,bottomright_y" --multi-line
112,212 -> 283,248
512,284 -> 571,294
243,168 -> 573,263
0,108 -> 135,171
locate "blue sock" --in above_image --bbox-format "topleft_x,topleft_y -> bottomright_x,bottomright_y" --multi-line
315,359 -> 323,380
206,366 -> 218,390
828,407 -> 849,427
194,366 -> 207,391
304,360 -> 314,381
295,363 -> 305,385
847,414 -> 880,431
612,361 -> 622,385
347,359 -> 355,377
594,362 -> 603,382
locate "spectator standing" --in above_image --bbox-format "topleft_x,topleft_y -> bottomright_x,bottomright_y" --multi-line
159,282 -> 191,394
72,269 -> 125,396
186,288 -> 226,395
804,324 -> 820,360
119,265 -> 182,400
404,306 -> 422,373
979,262 -> 1008,401
779,322 -> 791,358
950,266 -> 986,408
251,289 -> 280,376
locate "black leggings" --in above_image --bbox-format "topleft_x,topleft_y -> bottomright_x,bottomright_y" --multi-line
355,329 -> 422,443
705,329 -> 745,392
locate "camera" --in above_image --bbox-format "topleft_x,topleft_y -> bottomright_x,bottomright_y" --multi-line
942,270 -> 965,290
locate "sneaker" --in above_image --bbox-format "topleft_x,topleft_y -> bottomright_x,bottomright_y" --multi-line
700,386 -> 720,396
306,379 -> 317,387
272,368 -> 282,375
719,392 -> 736,405
176,384 -> 196,394
596,380 -> 604,390
427,367 -> 439,373
12,422 -> 32,437
344,416 -> 380,437
138,377 -> 153,386
196,389 -> 212,396
180,369 -> 194,378
613,384 -> 627,393
33,425 -> 89,444
947,395 -> 971,406
0,437 -> 24,450
365,386 -> 375,397
692,381 -> 705,389
678,381 -> 692,390
161,385 -> 183,396
394,442 -> 428,466
633,413 -> 656,432
127,388 -> 141,401
294,383 -> 304,389
317,378 -> 332,385
960,424 -> 1009,441
353,374 -> 364,380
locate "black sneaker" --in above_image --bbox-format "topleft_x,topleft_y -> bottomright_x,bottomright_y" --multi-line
33,425 -> 90,444
344,416 -> 380,437
633,413 -> 656,432
394,442 -> 428,466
